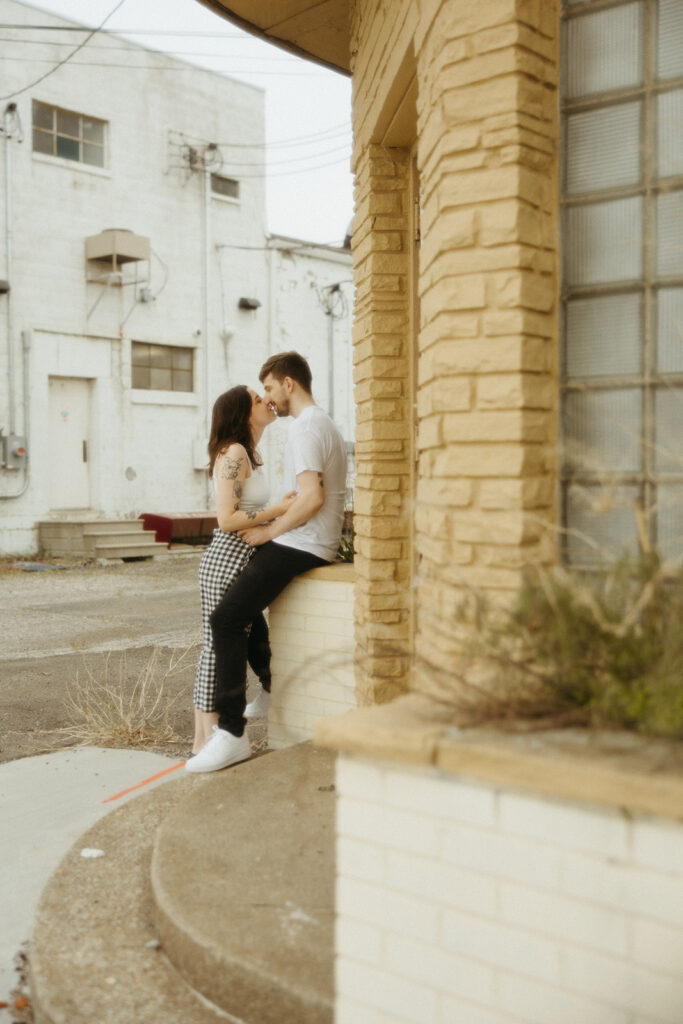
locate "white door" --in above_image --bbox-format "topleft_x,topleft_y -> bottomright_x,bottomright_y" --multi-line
48,377 -> 91,509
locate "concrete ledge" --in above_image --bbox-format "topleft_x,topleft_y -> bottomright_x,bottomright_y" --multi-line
151,743 -> 335,1024
315,694 -> 683,821
297,562 -> 355,583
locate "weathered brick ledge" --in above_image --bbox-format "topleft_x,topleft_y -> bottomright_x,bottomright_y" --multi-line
315,693 -> 683,822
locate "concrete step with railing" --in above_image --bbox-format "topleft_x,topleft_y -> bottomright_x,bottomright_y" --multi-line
30,743 -> 335,1024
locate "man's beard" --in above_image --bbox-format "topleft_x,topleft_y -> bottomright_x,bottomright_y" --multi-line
274,398 -> 289,416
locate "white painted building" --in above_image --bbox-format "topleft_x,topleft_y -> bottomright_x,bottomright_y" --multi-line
0,0 -> 353,555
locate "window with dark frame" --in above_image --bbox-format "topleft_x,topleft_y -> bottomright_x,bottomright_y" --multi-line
560,0 -> 683,567
210,173 -> 240,200
131,343 -> 194,393
32,100 -> 106,168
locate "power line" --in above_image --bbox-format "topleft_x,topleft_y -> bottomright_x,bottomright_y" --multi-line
214,156 -> 350,179
0,38 -> 298,60
0,25 -> 248,36
1,56 -> 329,76
217,144 -> 350,168
0,0 -> 129,101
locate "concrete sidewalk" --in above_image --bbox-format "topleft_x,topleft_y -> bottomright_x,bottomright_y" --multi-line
0,747 -> 185,1008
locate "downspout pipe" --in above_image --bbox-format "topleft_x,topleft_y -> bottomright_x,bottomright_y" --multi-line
1,104 -> 29,500
4,102 -> 16,436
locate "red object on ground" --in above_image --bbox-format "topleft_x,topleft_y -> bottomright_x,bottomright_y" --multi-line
139,513 -> 218,547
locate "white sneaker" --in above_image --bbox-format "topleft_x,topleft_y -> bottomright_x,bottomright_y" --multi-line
244,686 -> 271,720
185,726 -> 251,773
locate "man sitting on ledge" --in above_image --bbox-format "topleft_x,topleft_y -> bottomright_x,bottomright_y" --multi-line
185,350 -> 347,773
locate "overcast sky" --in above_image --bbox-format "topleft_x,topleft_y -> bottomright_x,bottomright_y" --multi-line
8,0 -> 354,244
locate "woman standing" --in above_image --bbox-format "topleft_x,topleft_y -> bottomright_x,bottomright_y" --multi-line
192,385 -> 293,754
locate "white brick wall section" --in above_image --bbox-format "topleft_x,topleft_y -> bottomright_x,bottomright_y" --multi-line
334,754 -> 683,1024
267,574 -> 355,749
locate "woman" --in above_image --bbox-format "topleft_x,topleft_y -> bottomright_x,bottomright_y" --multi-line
192,385 -> 293,754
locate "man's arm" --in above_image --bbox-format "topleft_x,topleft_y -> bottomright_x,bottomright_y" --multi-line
238,470 -> 324,546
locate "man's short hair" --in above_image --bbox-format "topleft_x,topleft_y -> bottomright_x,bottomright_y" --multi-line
259,351 -> 312,393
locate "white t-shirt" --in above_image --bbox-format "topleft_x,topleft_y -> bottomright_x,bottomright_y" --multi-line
275,405 -> 347,562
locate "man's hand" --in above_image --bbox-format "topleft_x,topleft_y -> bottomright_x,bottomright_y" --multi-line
238,523 -> 272,547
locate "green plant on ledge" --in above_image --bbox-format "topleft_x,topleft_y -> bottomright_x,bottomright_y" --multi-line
458,548 -> 683,740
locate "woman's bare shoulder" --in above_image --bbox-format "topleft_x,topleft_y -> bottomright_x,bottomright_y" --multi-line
216,443 -> 249,479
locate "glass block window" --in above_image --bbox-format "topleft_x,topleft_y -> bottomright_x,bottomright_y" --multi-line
561,0 -> 683,566
131,343 -> 193,393
211,174 -> 240,200
32,100 -> 106,167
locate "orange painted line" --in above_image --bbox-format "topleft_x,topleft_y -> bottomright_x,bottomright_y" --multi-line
101,761 -> 186,804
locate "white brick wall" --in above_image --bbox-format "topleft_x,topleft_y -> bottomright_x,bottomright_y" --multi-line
335,755 -> 683,1024
267,568 -> 356,748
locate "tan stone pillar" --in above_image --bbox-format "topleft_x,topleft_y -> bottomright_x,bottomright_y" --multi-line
412,0 -> 561,694
351,144 -> 413,704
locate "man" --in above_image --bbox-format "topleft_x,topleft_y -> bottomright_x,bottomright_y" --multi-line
185,351 -> 347,773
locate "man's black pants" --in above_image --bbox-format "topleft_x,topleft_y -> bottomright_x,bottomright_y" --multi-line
210,541 -> 327,736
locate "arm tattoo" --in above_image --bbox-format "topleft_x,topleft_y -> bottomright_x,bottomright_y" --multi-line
233,480 -> 243,501
221,455 -> 243,481
318,472 -> 324,489
234,503 -> 240,511
245,510 -> 257,520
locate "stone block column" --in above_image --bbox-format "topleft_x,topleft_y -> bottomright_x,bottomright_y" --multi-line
351,144 -> 413,704
413,0 -> 561,693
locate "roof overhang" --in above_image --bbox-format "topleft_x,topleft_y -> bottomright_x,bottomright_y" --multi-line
195,0 -> 351,75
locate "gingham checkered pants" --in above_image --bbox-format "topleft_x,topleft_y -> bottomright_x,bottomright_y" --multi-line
193,529 -> 255,712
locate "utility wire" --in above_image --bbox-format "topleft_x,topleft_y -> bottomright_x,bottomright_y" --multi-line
0,0 -> 129,101
167,122 -> 350,148
1,56 -> 329,76
0,39 -> 299,60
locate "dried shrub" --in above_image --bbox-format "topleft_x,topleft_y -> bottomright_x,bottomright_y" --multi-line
62,646 -> 194,748
458,552 -> 683,739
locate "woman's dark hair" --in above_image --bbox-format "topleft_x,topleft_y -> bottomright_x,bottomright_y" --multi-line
259,350 -> 312,394
207,385 -> 262,475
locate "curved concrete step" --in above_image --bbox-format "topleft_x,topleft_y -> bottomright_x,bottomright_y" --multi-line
30,774 -> 236,1024
151,743 -> 335,1024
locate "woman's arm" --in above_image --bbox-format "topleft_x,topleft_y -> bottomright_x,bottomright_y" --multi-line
215,445 -> 292,533
237,469 -> 324,546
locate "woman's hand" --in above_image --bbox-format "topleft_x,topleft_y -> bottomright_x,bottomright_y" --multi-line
276,491 -> 298,516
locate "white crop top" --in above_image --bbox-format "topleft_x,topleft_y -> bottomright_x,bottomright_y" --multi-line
212,459 -> 270,512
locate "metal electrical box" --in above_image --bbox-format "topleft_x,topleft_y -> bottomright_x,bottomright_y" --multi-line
1,433 -> 27,469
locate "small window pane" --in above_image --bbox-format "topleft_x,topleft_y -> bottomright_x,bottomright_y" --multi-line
132,343 -> 149,365
657,288 -> 683,373
132,366 -> 150,389
655,484 -> 683,561
565,483 -> 641,565
56,135 -> 79,161
32,129 -> 53,155
654,388 -> 683,474
657,0 -> 683,80
566,293 -> 641,378
56,110 -> 79,138
82,143 -> 104,167
150,368 -> 173,390
82,118 -> 103,144
172,370 -> 193,392
564,388 -> 642,474
566,103 -> 641,195
32,101 -> 53,130
564,197 -> 643,286
565,3 -> 643,100
657,90 -> 683,178
172,348 -> 192,371
148,346 -> 171,368
656,190 -> 683,277
211,174 -> 239,199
